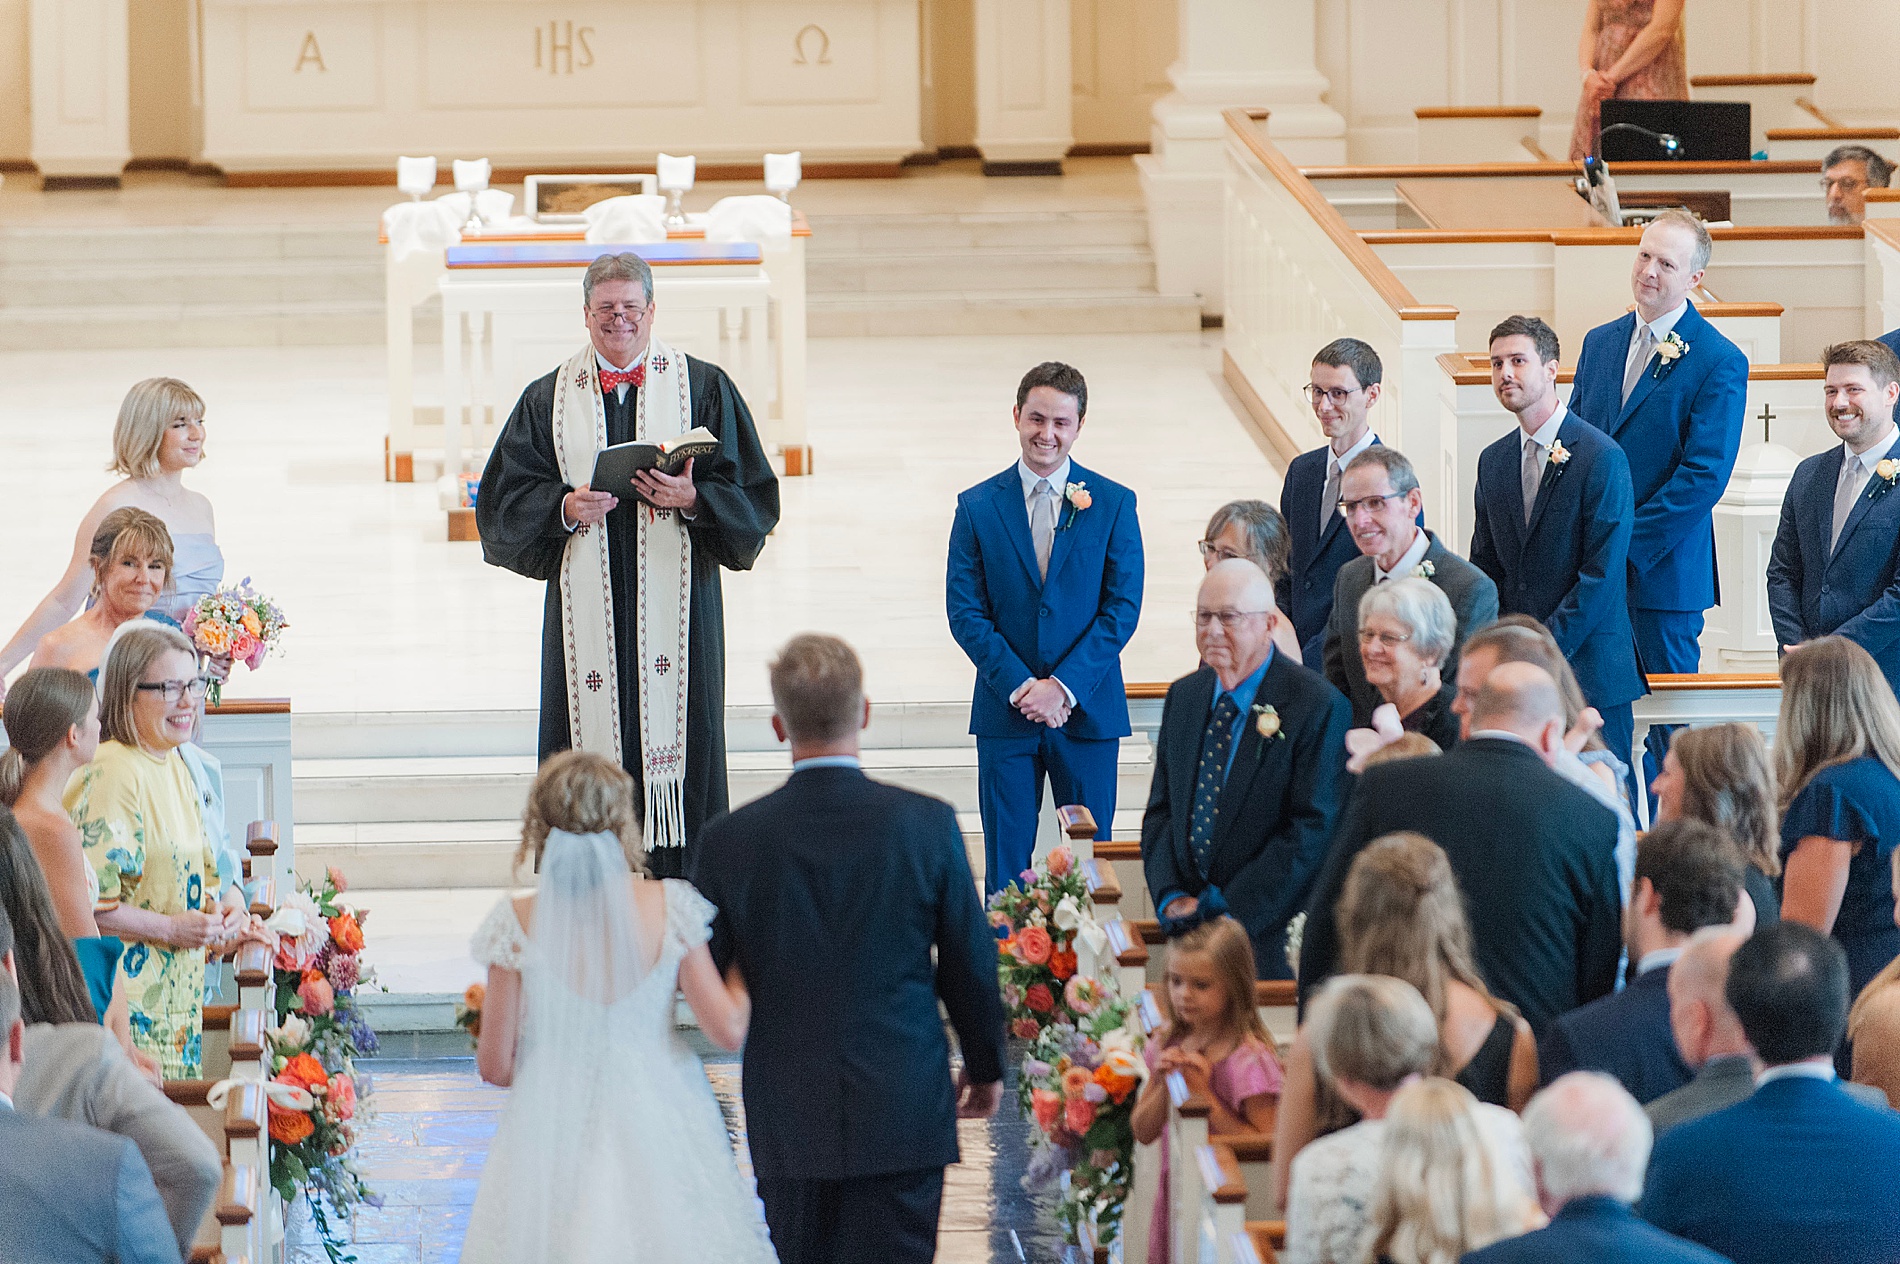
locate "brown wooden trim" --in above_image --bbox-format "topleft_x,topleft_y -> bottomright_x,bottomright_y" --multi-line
1224,109 -> 1450,320
1697,301 -> 1785,317
1058,804 -> 1098,839
448,507 -> 481,542
1068,142 -> 1151,157
1249,1221 -> 1289,1252
1227,1132 -> 1275,1163
41,175 -> 122,191
1223,349 -> 1305,470
1744,364 -> 1826,380
1169,1069 -> 1213,1117
1136,919 -> 1165,946
1255,980 -> 1298,1008
1371,224 -> 1859,246
1440,353 -> 1819,386
0,160 -> 36,173
1770,127 -> 1900,141
1105,917 -> 1148,967
982,159 -> 1064,177
935,145 -> 982,162
1096,838 -> 1141,861
447,254 -> 761,270
1305,159 -> 1822,179
1646,672 -> 1782,690
1127,681 -> 1169,700
123,157 -> 194,173
1866,220 -> 1900,251
248,877 -> 276,919
1415,106 -> 1541,119
205,698 -> 290,716
230,162 -> 899,187
224,1082 -> 265,1140
1869,189 -> 1900,202
215,1164 -> 258,1226
1692,73 -> 1815,87
246,821 -> 279,854
163,1079 -> 211,1106
203,1004 -> 237,1031
234,942 -> 271,987
1361,229 -> 1559,244
229,1008 -> 266,1062
1083,858 -> 1122,905
1199,1142 -> 1249,1203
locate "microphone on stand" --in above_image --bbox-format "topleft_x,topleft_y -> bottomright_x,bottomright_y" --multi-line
1598,122 -> 1686,159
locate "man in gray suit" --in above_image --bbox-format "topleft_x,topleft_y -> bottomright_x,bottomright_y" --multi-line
1322,446 -> 1499,726
0,972 -> 182,1264
1648,926 -> 1881,1136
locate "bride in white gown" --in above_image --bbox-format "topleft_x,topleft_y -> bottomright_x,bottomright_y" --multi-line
462,752 -> 777,1263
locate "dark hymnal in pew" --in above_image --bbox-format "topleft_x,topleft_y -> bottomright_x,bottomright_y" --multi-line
589,428 -> 720,508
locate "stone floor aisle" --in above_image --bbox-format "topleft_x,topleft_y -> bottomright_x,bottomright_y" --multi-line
304,1051 -> 1073,1263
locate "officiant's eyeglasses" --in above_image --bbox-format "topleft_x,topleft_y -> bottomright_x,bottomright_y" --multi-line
588,302 -> 651,323
136,677 -> 211,704
1193,609 -> 1271,629
1304,384 -> 1364,406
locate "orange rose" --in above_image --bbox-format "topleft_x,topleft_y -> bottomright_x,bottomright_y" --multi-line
1093,1064 -> 1139,1105
1016,925 -> 1053,966
464,982 -> 486,1010
240,608 -> 263,636
195,621 -> 233,655
279,1052 -> 329,1092
1048,948 -> 1078,982
1062,1066 -> 1094,1100
1031,1089 -> 1063,1131
329,911 -> 365,954
268,1104 -> 314,1145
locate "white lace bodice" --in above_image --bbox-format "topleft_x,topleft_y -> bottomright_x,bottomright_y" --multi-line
470,877 -> 715,976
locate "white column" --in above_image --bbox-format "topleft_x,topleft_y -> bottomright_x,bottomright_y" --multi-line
972,0 -> 1072,174
29,0 -> 129,185
1703,442 -> 1797,671
1140,0 -> 1346,313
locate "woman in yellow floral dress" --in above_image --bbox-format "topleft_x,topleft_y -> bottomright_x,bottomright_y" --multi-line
67,622 -> 263,1078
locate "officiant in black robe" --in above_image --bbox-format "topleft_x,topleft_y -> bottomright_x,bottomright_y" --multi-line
476,252 -> 780,876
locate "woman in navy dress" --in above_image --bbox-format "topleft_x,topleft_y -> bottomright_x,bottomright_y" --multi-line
1777,637 -> 1900,1001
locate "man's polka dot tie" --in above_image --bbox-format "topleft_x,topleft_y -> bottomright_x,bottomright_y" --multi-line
1190,694 -> 1241,879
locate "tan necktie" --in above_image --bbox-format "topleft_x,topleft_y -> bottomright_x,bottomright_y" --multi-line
1320,458 -> 1341,537
1521,438 -> 1544,525
1622,325 -> 1657,404
1833,456 -> 1867,552
1032,479 -> 1057,580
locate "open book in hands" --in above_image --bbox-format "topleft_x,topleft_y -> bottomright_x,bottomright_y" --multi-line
589,427 -> 720,508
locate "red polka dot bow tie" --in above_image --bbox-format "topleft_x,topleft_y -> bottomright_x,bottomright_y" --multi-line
598,364 -> 645,392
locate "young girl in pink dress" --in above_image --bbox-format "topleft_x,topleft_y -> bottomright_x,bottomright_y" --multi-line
1131,916 -> 1284,1264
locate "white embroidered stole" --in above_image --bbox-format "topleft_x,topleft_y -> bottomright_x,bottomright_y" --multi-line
551,338 -> 693,851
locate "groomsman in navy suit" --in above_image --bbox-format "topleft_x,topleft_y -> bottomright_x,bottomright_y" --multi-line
1471,316 -> 1644,769
1766,340 -> 1900,697
1569,210 -> 1747,775
1282,339 -> 1395,665
948,362 -> 1144,895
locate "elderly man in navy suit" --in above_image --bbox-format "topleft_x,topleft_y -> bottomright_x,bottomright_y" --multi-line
1569,210 -> 1747,778
1143,559 -> 1351,979
1539,819 -> 1742,1103
1642,923 -> 1900,1263
1471,315 -> 1644,770
1766,340 -> 1900,698
1282,338 -> 1394,665
948,362 -> 1144,895
1463,1072 -> 1731,1264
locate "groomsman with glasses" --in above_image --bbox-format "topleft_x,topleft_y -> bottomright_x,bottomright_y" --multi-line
947,362 -> 1144,896
1767,340 -> 1900,698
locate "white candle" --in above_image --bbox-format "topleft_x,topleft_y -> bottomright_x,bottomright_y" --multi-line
656,153 -> 696,192
452,158 -> 490,193
764,151 -> 802,194
396,155 -> 437,198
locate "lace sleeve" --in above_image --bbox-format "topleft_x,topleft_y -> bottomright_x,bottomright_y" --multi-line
662,880 -> 718,951
470,896 -> 529,970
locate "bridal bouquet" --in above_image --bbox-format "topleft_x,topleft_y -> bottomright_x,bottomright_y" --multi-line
989,843 -> 1107,1041
262,866 -> 380,1262
1018,994 -> 1146,1248
183,581 -> 289,706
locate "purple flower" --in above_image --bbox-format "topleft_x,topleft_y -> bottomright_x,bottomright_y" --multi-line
1082,1082 -> 1107,1104
325,951 -> 360,993
1024,1059 -> 1052,1080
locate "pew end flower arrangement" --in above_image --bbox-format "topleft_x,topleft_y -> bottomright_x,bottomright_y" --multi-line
184,581 -> 288,706
990,844 -> 1145,1247
263,865 -> 380,1262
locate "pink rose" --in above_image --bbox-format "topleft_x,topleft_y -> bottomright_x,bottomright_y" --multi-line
988,910 -> 1013,931
1024,983 -> 1055,1014
1012,1017 -> 1042,1040
231,629 -> 259,663
327,1074 -> 357,1121
1031,1089 -> 1063,1130
1065,1097 -> 1097,1135
326,866 -> 350,894
1016,925 -> 1053,966
1064,976 -> 1102,1015
298,973 -> 335,1017
1046,845 -> 1073,877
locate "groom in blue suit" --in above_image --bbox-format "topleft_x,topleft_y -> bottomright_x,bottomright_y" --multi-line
1767,340 -> 1900,697
948,362 -> 1144,894
1569,211 -> 1747,774
1472,316 -> 1644,769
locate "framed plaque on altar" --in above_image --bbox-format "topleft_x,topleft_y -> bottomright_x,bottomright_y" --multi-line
525,173 -> 659,223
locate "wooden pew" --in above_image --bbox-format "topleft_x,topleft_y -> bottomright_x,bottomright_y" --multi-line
1123,989 -> 1167,1263
1103,916 -> 1149,1004
166,1079 -> 268,1264
1169,1073 -> 1278,1264
1096,838 -> 1152,918
200,1005 -> 267,1084
1234,1220 -> 1287,1264
243,821 -> 280,887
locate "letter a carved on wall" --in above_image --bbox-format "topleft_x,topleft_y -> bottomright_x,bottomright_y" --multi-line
791,24 -> 832,66
295,31 -> 326,73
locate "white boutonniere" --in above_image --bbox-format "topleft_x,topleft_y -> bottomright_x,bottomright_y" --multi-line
1253,703 -> 1285,741
1651,331 -> 1689,378
1548,439 -> 1572,467
1058,481 -> 1091,530
1412,559 -> 1435,579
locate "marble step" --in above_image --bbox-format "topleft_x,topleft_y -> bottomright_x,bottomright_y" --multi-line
809,290 -> 1202,337
0,258 -> 384,307
809,246 -> 1158,296
0,299 -> 390,350
0,223 -> 375,266
804,210 -> 1154,254
292,740 -> 1157,824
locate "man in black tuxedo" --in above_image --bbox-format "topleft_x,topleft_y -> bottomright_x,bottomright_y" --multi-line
1321,444 -> 1498,726
1142,559 -> 1352,979
691,635 -> 1005,1264
1298,662 -> 1622,1031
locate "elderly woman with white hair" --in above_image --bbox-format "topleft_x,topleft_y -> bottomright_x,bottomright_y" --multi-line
1355,576 -> 1461,753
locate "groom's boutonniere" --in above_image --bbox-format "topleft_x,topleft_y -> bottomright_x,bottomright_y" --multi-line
1058,481 -> 1092,530
1548,439 -> 1572,471
1252,703 -> 1285,743
1873,459 -> 1900,502
1412,559 -> 1436,579
1652,331 -> 1689,379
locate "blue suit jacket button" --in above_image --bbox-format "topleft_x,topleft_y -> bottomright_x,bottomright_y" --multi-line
1040,605 -> 1051,617
1822,584 -> 1829,595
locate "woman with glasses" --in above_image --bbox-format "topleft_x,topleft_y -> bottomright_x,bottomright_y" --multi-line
1201,500 -> 1303,662
64,623 -> 265,1078
1354,578 -> 1461,753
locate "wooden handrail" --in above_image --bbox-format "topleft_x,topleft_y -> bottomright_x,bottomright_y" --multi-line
229,1009 -> 266,1062
1250,1221 -> 1289,1250
233,942 -> 271,988
1365,224 -> 1860,246
1646,672 -> 1780,691
245,821 -> 278,855
202,1004 -> 237,1031
1867,220 -> 1900,253
1082,858 -> 1122,906
1224,108 -> 1458,323
1228,1132 -> 1275,1163
224,1082 -> 265,1141
1415,106 -> 1540,119
1256,980 -> 1298,1009
1769,127 -> 1900,141
1136,919 -> 1165,946
248,877 -> 276,919
204,699 -> 291,717
1057,804 -> 1098,840
1303,160 -> 1821,179
1168,1069 -> 1213,1118
214,1163 -> 258,1227
163,1079 -> 212,1106
1199,1142 -> 1249,1203
1096,838 -> 1141,862
1692,73 -> 1815,87
1105,917 -> 1148,968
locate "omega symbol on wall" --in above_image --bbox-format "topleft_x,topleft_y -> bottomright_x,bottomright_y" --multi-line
535,21 -> 597,74
791,24 -> 832,66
